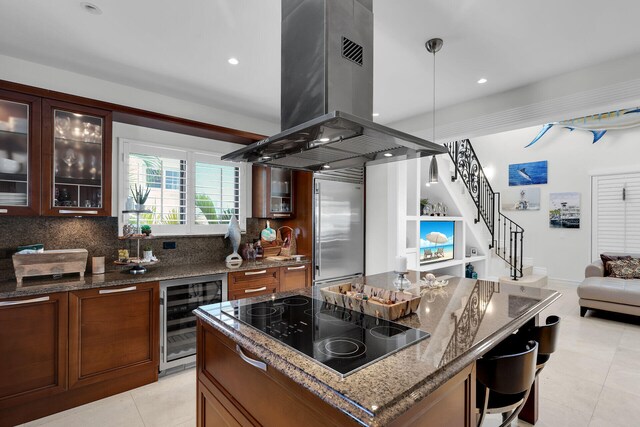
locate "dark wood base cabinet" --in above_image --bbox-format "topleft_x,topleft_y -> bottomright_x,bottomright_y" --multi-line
197,320 -> 476,427
0,283 -> 159,427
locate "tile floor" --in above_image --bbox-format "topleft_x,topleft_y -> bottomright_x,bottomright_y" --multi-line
20,281 -> 639,427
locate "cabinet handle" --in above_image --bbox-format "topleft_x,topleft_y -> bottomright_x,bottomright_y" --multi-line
99,286 -> 137,294
245,270 -> 267,276
0,209 -> 7,214
59,210 -> 98,215
0,296 -> 50,307
287,265 -> 306,271
244,286 -> 267,293
272,213 -> 290,218
236,344 -> 267,372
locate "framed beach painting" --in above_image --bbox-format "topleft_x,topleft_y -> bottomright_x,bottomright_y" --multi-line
508,160 -> 548,186
549,192 -> 580,229
501,187 -> 541,211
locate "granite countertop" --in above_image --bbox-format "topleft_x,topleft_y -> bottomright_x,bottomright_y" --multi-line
194,272 -> 560,426
0,258 -> 310,299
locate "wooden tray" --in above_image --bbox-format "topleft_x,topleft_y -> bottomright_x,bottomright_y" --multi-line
319,282 -> 422,320
13,249 -> 88,284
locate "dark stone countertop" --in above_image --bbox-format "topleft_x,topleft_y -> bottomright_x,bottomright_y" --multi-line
0,258 -> 310,299
194,272 -> 561,426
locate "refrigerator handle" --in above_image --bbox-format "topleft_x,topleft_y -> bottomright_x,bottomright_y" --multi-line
315,181 -> 321,277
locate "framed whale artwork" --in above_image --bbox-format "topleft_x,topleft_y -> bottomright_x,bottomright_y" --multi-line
508,160 -> 548,186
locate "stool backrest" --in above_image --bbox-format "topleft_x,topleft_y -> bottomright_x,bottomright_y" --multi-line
532,315 -> 560,357
477,339 -> 538,395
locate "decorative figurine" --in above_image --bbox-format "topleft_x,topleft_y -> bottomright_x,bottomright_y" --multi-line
225,215 -> 242,268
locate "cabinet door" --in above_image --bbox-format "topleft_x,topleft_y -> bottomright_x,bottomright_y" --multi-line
0,89 -> 41,216
42,99 -> 112,216
197,380 -> 252,427
69,282 -> 159,388
0,293 -> 67,409
251,165 -> 295,219
280,264 -> 310,291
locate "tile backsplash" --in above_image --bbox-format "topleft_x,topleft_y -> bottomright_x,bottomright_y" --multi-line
0,216 -> 282,281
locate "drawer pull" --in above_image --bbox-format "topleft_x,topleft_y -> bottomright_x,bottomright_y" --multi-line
287,265 -> 306,271
59,210 -> 98,215
245,270 -> 267,276
99,286 -> 137,294
245,286 -> 267,293
0,296 -> 50,307
272,213 -> 290,218
236,344 -> 267,372
0,209 -> 7,214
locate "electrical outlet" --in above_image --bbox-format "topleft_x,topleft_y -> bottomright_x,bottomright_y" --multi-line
163,241 -> 177,250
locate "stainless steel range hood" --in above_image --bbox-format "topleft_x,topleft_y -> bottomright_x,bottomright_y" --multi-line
222,0 -> 446,171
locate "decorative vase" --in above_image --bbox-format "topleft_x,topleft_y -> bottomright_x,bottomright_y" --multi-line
126,196 -> 136,211
143,250 -> 153,262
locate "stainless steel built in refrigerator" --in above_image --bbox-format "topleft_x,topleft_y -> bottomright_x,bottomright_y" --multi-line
314,170 -> 364,286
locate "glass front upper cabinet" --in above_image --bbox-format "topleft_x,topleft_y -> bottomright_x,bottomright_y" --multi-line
43,100 -> 111,216
0,91 -> 41,216
270,167 -> 293,216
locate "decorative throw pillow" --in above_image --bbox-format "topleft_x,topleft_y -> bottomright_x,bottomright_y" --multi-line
601,254 -> 632,276
607,259 -> 640,279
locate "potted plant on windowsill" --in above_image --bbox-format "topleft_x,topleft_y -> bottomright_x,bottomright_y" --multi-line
131,184 -> 151,211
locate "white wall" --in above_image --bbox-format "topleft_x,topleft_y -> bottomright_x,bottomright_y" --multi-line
472,124 -> 640,282
0,54 -> 279,135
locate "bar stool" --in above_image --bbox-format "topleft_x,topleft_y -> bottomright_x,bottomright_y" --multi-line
476,336 -> 538,427
521,315 -> 561,376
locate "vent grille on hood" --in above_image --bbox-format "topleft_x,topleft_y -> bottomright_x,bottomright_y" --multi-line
221,0 -> 447,171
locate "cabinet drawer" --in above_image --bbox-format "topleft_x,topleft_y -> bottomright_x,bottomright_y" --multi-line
68,282 -> 159,388
197,380 -> 252,427
198,322 -> 356,427
228,284 -> 278,301
0,292 -> 67,409
228,267 -> 279,290
280,264 -> 310,291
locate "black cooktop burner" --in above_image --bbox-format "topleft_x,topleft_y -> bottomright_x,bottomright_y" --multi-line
221,295 -> 430,377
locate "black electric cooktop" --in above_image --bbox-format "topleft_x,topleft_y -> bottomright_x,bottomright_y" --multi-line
221,295 -> 430,377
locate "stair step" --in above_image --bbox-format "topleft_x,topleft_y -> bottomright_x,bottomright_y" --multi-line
498,274 -> 547,288
522,265 -> 534,277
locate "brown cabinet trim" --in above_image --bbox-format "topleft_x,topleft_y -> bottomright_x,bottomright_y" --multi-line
0,79 -> 265,145
0,89 -> 42,216
41,99 -> 113,216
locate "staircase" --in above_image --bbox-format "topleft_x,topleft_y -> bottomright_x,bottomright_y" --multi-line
445,139 -> 525,280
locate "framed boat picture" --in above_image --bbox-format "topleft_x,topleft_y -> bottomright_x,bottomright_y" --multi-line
549,192 -> 580,229
508,160 -> 548,186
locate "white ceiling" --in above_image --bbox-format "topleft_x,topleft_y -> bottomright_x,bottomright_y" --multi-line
1,0 -> 639,128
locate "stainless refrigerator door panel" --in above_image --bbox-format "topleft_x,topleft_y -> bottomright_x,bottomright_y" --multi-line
315,179 -> 364,282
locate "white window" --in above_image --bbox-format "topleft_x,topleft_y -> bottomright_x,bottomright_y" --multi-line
591,172 -> 640,259
120,139 -> 246,235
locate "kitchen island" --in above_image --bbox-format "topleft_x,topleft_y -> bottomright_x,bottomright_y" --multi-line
194,272 -> 560,426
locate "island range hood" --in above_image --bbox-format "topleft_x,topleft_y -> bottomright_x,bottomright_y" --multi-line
222,0 -> 446,171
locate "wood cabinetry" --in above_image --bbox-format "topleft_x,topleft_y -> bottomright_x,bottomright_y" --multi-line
0,89 -> 41,216
0,86 -> 113,217
42,99 -> 112,216
252,165 -> 295,219
0,293 -> 67,410
197,319 -> 476,427
280,264 -> 311,291
68,282 -> 159,388
227,264 -> 310,300
197,320 -> 358,427
0,283 -> 159,427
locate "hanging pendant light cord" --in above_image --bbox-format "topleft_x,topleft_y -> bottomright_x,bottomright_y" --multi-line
432,50 -> 436,144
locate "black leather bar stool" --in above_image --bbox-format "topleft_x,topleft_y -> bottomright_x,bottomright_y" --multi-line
518,315 -> 561,376
476,336 -> 538,427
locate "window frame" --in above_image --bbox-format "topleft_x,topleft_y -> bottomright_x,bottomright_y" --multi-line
118,138 -> 247,236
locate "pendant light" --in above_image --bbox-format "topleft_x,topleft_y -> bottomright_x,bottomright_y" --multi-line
426,38 -> 443,184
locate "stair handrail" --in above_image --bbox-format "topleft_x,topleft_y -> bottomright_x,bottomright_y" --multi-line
445,139 -> 524,280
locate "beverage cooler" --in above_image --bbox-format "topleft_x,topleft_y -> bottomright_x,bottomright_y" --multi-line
160,274 -> 227,372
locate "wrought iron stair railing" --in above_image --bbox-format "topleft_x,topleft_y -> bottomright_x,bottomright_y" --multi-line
444,139 -> 524,280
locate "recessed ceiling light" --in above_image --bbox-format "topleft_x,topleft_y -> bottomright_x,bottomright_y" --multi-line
228,58 -> 239,65
81,2 -> 102,15
319,138 -> 330,142
384,153 -> 393,157
477,78 -> 487,84
372,113 -> 380,117
322,164 -> 331,169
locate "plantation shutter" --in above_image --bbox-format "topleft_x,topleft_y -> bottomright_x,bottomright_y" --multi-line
592,172 -> 640,259
192,153 -> 241,228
